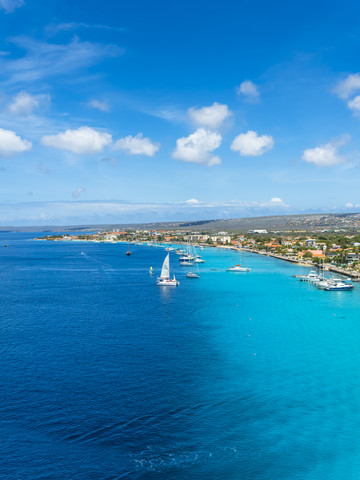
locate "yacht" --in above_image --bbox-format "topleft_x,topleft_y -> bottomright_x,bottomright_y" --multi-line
326,281 -> 354,291
227,264 -> 251,272
186,272 -> 200,278
228,246 -> 251,272
157,254 -> 179,286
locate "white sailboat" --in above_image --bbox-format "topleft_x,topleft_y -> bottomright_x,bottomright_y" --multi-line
157,253 -> 179,286
227,246 -> 251,272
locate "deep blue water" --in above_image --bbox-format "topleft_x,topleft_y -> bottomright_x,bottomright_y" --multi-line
1,233 -> 360,479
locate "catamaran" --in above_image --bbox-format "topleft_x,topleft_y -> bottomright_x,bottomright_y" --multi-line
227,246 -> 251,272
157,254 -> 179,286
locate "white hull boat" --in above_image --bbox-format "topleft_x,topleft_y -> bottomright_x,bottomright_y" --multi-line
157,254 -> 179,286
227,265 -> 251,272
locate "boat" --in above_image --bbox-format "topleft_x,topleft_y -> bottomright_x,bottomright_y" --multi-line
186,272 -> 200,278
326,281 -> 354,291
299,270 -> 319,282
227,246 -> 251,272
157,254 -> 179,286
164,247 -> 174,252
180,260 -> 194,266
126,250 -> 131,256
149,266 -> 153,275
228,264 -> 251,272
179,255 -> 194,261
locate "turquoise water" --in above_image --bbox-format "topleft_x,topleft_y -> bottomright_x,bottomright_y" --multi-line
1,234 -> 360,479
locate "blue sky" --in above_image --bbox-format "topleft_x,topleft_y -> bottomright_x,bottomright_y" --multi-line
1,0 -> 360,225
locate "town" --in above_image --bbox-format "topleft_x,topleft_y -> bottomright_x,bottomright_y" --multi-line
38,228 -> 360,279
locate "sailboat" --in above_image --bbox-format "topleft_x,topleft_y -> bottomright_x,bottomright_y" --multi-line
227,246 -> 251,272
126,243 -> 131,256
157,253 -> 179,286
186,243 -> 200,278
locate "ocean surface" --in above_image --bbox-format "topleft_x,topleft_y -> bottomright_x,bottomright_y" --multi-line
2,233 -> 360,479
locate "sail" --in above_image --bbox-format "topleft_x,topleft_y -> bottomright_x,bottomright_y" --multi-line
160,254 -> 170,279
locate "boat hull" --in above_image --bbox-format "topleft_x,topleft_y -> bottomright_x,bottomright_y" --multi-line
157,278 -> 179,286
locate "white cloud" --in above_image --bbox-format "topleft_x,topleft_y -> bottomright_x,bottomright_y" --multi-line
172,128 -> 222,166
41,126 -> 112,154
347,95 -> 360,112
8,90 -> 50,115
45,22 -> 125,37
72,187 -> 86,198
185,198 -> 200,204
113,133 -> 159,157
188,102 -> 232,129
231,130 -> 274,156
88,98 -> 110,112
236,80 -> 260,101
0,127 -> 32,157
334,73 -> 360,100
302,142 -> 346,167
269,197 -> 286,206
345,202 -> 354,208
0,0 -> 24,13
0,36 -> 123,86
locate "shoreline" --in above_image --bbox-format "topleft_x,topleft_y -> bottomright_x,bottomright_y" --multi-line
243,248 -> 360,281
34,236 -> 360,281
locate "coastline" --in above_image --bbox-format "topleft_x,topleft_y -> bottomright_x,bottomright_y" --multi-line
243,247 -> 360,281
33,236 -> 360,281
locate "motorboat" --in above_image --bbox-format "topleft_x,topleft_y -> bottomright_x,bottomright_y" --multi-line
326,281 -> 354,291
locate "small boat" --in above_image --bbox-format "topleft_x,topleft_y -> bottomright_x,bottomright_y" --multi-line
227,264 -> 251,272
157,254 -> 179,286
126,250 -> 131,256
228,246 -> 251,272
326,281 -> 354,291
299,271 -> 319,282
186,272 -> 200,278
164,247 -> 175,252
179,255 -> 194,261
149,266 -> 153,275
180,261 -> 194,266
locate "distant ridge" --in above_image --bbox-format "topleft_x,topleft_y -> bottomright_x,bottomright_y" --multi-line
2,212 -> 360,233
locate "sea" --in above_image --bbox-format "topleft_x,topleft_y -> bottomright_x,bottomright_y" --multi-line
1,232 -> 360,480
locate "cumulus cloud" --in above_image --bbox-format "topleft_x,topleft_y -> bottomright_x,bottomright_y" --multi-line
172,128 -> 222,166
72,187 -> 86,198
185,198 -> 200,204
347,95 -> 360,112
88,98 -> 110,112
113,133 -> 159,157
7,90 -> 50,115
269,197 -> 286,206
302,141 -> 347,167
236,80 -> 260,101
0,0 -> 24,13
41,126 -> 112,154
0,127 -> 32,157
188,102 -> 232,129
231,130 -> 274,156
334,73 -> 360,100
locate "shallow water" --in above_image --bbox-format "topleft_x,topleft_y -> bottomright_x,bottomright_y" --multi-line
1,233 -> 360,479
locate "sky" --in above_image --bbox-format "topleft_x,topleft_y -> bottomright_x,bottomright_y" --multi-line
1,0 -> 360,225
